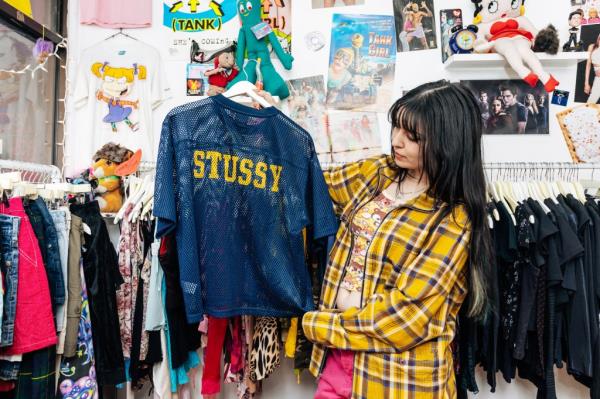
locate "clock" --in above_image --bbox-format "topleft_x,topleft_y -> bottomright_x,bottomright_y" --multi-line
449,24 -> 479,54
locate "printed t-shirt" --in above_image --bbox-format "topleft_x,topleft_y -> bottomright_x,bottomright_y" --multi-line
72,36 -> 170,169
153,94 -> 338,322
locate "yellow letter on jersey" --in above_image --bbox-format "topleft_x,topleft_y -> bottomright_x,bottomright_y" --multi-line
193,150 -> 205,178
253,162 -> 267,189
270,165 -> 283,192
238,158 -> 254,186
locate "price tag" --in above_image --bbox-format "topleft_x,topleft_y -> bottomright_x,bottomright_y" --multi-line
251,22 -> 273,40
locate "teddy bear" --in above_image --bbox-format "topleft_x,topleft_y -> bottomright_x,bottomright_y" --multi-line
89,143 -> 136,213
204,50 -> 239,96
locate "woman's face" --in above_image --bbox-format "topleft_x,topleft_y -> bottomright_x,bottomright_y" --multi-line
492,99 -> 503,114
526,94 -> 534,104
391,127 -> 422,172
332,50 -> 352,72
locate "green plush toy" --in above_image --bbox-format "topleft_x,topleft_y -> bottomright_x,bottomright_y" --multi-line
227,0 -> 293,99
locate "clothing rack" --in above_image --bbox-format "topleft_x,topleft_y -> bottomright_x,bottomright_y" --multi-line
483,162 -> 600,182
0,159 -> 62,184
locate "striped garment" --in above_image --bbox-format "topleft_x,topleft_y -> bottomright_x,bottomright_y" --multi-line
302,155 -> 471,399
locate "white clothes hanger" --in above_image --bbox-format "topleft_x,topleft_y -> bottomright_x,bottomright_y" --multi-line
222,81 -> 272,109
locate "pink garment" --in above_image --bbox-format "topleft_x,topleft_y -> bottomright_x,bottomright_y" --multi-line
79,0 -> 152,28
314,350 -> 354,399
0,198 -> 57,355
201,317 -> 228,395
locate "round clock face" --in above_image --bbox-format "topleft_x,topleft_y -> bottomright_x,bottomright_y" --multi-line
456,30 -> 476,50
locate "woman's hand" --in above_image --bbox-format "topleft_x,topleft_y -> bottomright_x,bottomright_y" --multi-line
251,90 -> 279,109
585,82 -> 592,95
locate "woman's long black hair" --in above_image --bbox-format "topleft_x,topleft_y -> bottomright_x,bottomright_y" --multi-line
388,80 -> 494,318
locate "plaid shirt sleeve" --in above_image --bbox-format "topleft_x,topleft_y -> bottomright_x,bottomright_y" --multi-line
323,159 -> 370,216
302,211 -> 470,353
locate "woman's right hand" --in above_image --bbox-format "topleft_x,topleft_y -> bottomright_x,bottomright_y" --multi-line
585,82 -> 591,95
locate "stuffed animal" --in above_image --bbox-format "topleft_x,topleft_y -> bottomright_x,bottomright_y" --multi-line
204,51 -> 239,96
471,0 -> 560,93
226,0 -> 294,99
90,143 -> 134,213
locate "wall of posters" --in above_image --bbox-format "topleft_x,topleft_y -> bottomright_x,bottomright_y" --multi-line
326,14 -> 396,112
462,80 -> 550,135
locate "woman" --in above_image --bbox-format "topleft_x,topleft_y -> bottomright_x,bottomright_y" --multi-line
487,97 -> 513,134
584,33 -> 600,103
584,7 -> 600,24
302,80 -> 493,398
536,94 -> 548,134
524,93 -> 539,133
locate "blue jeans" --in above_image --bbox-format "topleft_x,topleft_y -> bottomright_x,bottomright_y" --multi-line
23,198 -> 65,311
50,209 -> 69,333
0,214 -> 20,347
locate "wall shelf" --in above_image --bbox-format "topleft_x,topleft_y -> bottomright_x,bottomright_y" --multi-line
443,52 -> 588,70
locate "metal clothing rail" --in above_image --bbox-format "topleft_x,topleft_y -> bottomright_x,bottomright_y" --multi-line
0,159 -> 62,184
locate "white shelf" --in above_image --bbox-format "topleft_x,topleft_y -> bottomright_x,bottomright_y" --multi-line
443,52 -> 588,69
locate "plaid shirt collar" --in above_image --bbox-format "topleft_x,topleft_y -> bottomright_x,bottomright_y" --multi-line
373,155 -> 440,214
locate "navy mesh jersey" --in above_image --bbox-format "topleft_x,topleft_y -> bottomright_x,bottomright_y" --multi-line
154,95 -> 337,323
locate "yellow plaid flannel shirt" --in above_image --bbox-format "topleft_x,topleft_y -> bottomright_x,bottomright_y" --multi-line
302,155 -> 471,399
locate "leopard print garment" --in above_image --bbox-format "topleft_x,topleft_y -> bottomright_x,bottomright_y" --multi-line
249,317 -> 281,381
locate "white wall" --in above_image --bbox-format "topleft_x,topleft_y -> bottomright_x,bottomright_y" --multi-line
66,0 -> 592,397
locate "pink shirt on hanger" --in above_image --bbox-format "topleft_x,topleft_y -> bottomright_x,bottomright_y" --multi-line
80,0 -> 152,28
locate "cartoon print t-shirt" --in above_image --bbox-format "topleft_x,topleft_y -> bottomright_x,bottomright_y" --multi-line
73,37 -> 171,167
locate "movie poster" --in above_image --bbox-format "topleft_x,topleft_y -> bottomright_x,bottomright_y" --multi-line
327,111 -> 381,163
574,24 -> 600,103
262,0 -> 292,57
284,76 -> 331,162
462,79 -> 550,135
393,0 -> 437,52
326,14 -> 396,112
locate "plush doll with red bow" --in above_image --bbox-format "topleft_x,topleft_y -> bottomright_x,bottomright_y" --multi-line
471,0 -> 560,92
204,51 -> 239,96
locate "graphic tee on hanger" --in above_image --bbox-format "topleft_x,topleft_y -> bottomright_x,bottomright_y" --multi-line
74,36 -> 171,162
79,0 -> 152,28
154,95 -> 338,322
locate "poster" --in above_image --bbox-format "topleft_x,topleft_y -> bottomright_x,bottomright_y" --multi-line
312,0 -> 364,8
186,64 -> 211,95
393,0 -> 437,52
284,76 -> 330,162
571,0 -> 600,24
262,0 -> 292,57
575,24 -> 600,103
557,103 -> 600,162
163,0 -> 240,60
462,80 -> 550,135
439,9 -> 462,63
327,111 -> 381,163
326,14 -> 396,112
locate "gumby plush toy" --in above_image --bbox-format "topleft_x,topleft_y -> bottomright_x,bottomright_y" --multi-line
226,0 -> 293,99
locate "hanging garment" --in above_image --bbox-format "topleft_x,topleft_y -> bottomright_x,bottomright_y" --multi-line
0,215 -> 20,348
63,215 -> 84,358
144,242 -> 164,331
249,317 -> 280,382
154,94 -> 338,322
70,201 -> 125,386
56,263 -> 98,399
50,208 -> 71,352
23,197 -> 65,315
11,347 -> 56,399
0,197 -> 56,355
201,317 -> 228,395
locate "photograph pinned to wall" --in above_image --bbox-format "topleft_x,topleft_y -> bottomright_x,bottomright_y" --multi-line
283,75 -> 331,163
571,0 -> 600,25
327,111 -> 381,163
326,14 -> 396,112
312,0 -> 364,9
262,0 -> 292,57
439,9 -> 462,63
393,0 -> 437,52
186,63 -> 211,96
575,24 -> 600,103
462,80 -> 550,135
557,103 -> 600,162
162,0 -> 239,60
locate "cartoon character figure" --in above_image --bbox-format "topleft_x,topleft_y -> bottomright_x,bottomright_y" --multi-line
226,0 -> 294,99
471,0 -> 560,92
91,62 -> 147,132
204,50 -> 239,96
563,9 -> 584,51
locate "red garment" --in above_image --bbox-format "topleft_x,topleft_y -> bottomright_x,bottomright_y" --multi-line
314,350 -> 355,399
489,19 -> 534,42
0,198 -> 57,355
207,58 -> 239,88
0,381 -> 15,391
201,317 -> 228,395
